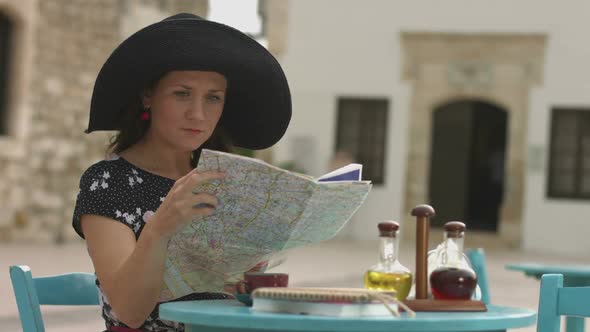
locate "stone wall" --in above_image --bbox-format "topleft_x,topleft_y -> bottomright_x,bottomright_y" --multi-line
0,0 -> 37,241
25,1 -> 121,243
1,0 -> 208,243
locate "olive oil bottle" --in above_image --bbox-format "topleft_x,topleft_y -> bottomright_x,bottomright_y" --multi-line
364,221 -> 413,300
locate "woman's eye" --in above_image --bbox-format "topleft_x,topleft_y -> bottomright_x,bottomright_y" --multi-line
207,94 -> 223,102
174,90 -> 190,97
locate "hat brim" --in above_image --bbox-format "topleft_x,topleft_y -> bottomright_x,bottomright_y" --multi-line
87,17 -> 291,150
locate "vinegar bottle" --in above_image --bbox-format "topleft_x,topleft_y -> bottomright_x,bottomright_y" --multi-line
364,221 -> 413,300
428,221 -> 477,300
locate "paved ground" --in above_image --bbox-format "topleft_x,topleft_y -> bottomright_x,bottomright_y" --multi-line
1,238 -> 588,332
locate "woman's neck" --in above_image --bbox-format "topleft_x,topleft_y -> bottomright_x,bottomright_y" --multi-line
119,139 -> 193,180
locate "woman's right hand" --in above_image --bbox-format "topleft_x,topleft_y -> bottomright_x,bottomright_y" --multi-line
147,168 -> 225,239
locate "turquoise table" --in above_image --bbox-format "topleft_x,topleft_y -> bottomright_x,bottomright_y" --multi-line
506,263 -> 590,332
159,300 -> 535,332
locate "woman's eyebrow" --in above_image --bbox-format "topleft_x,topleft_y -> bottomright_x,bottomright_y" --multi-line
174,85 -> 225,93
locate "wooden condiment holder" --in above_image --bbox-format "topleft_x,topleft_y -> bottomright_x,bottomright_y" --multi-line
401,204 -> 486,312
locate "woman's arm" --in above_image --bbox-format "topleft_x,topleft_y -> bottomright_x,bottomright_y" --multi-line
82,168 -> 225,328
82,216 -> 169,328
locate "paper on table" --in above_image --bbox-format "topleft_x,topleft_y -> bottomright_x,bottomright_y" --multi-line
251,287 -> 400,317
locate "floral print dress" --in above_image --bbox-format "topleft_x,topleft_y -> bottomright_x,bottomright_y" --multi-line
72,155 -> 230,332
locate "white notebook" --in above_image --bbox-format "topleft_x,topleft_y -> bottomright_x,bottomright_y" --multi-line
250,287 -> 400,317
252,298 -> 398,317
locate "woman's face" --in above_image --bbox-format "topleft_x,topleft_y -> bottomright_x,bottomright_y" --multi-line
142,70 -> 227,152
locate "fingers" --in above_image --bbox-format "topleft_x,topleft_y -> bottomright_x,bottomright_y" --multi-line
187,171 -> 225,197
188,170 -> 225,185
176,169 -> 224,189
247,261 -> 269,272
174,167 -> 200,185
176,167 -> 208,184
166,170 -> 225,222
192,193 -> 218,208
191,193 -> 219,216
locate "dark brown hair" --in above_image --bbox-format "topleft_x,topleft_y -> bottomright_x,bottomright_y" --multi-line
107,85 -> 233,168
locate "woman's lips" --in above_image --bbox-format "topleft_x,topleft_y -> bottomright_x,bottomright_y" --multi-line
183,128 -> 203,134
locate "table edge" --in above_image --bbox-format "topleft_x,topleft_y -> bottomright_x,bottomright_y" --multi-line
160,301 -> 537,332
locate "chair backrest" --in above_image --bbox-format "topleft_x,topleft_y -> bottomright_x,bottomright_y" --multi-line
466,248 -> 491,304
537,274 -> 590,332
9,265 -> 100,332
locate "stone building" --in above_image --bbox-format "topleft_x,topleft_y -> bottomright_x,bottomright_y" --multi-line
0,0 -> 214,242
4,0 -> 587,258
0,0 -> 289,243
271,0 -> 590,256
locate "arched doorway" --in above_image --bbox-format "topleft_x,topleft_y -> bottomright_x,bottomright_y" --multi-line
428,100 -> 508,231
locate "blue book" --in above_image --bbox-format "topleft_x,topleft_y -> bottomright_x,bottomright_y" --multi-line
317,163 -> 363,182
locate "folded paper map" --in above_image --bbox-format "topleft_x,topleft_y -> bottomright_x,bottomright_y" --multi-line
161,149 -> 372,301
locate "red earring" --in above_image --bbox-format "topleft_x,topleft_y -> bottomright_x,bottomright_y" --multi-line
140,107 -> 150,121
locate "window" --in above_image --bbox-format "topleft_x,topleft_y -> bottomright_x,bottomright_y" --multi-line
0,13 -> 12,135
335,98 -> 388,185
547,108 -> 590,199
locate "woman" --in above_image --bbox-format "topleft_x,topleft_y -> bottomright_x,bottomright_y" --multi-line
73,13 -> 291,331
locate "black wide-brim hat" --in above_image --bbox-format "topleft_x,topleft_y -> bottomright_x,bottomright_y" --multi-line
86,13 -> 291,150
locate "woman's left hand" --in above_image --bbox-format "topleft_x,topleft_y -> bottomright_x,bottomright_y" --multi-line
247,260 -> 269,273
223,260 -> 269,293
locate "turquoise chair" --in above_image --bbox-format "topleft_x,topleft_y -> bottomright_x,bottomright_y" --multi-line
466,248 -> 491,304
9,265 -> 99,332
537,274 -> 590,332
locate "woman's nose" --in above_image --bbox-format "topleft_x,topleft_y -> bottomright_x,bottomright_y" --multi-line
186,100 -> 206,120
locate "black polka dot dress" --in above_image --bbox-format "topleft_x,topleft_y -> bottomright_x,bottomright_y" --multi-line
72,155 -> 231,332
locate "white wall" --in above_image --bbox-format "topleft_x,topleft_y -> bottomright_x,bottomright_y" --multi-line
275,0 -> 590,255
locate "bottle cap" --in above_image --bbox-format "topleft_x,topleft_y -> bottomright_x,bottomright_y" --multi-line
378,220 -> 399,237
444,221 -> 466,238
411,204 -> 436,218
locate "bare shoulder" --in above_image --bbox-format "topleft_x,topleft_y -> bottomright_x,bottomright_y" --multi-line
81,214 -> 136,282
82,214 -> 136,245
